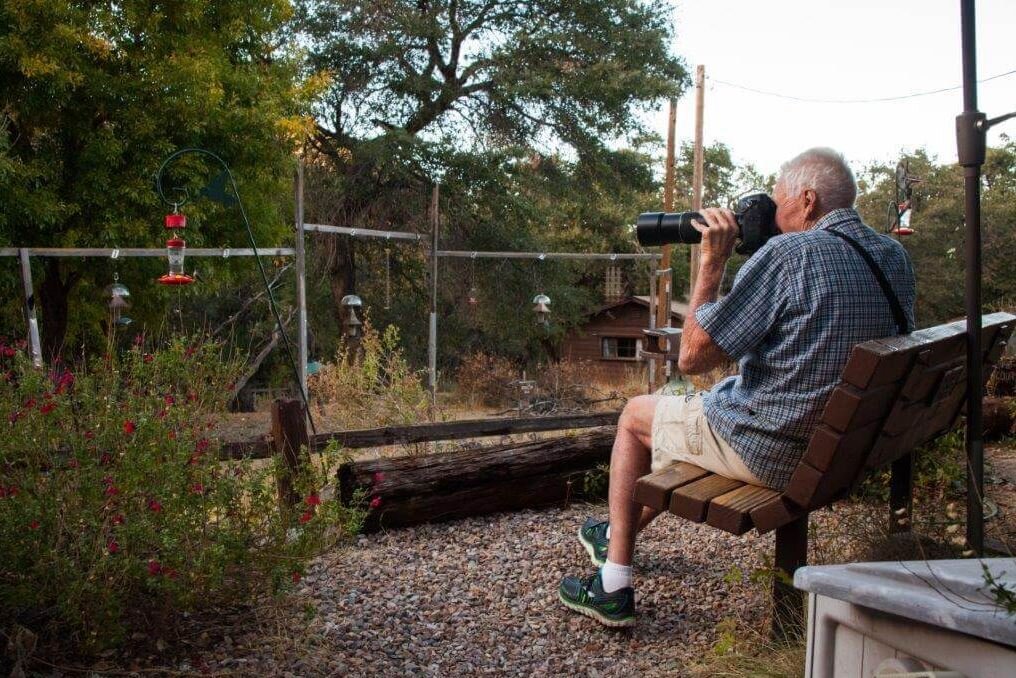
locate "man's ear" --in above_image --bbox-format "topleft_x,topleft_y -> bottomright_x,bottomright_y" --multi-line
802,189 -> 820,220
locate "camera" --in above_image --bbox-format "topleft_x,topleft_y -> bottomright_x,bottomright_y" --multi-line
636,192 -> 779,256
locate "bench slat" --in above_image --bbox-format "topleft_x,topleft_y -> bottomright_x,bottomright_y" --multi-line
669,475 -> 744,522
706,485 -> 781,535
822,381 -> 901,433
750,496 -> 807,534
632,462 -> 710,511
802,421 -> 885,471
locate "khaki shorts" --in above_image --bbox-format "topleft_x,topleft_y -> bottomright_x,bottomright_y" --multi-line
650,392 -> 763,486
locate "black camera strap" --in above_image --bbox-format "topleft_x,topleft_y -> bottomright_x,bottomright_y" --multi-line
825,229 -> 910,335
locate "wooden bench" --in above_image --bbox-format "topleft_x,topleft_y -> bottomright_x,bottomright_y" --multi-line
633,313 -> 1014,636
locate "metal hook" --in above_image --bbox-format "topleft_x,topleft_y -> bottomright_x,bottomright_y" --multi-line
471,251 -> 478,259
609,253 -> 617,261
349,228 -> 358,237
222,247 -> 231,259
111,248 -> 120,260
538,253 -> 546,261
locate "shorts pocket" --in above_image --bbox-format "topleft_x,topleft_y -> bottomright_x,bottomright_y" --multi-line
683,416 -> 703,456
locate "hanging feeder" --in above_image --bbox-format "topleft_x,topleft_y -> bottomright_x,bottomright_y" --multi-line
341,294 -> 364,338
467,286 -> 480,306
532,293 -> 551,326
158,212 -> 194,286
107,276 -> 132,326
891,202 -> 915,236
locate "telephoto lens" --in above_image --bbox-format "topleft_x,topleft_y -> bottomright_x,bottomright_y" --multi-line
635,211 -> 705,246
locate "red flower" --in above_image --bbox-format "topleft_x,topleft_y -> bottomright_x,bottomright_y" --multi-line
369,496 -> 383,510
186,392 -> 198,403
305,493 -> 321,506
194,438 -> 210,453
8,411 -> 20,424
168,431 -> 177,440
84,430 -> 95,440
67,459 -> 79,469
6,486 -> 19,498
164,395 -> 176,406
40,402 -> 56,415
23,398 -> 36,410
299,511 -> 313,524
112,514 -> 125,525
1,347 -> 15,358
156,409 -> 168,420
190,482 -> 205,495
28,520 -> 39,530
291,571 -> 301,583
123,420 -> 136,435
147,560 -> 162,576
105,485 -> 120,497
163,567 -> 178,579
143,353 -> 154,364
372,472 -> 385,485
99,452 -> 113,465
133,334 -> 144,347
107,540 -> 120,554
148,499 -> 163,513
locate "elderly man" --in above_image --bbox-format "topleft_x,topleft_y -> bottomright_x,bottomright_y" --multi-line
558,147 -> 916,628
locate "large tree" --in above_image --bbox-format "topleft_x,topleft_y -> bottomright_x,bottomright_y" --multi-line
295,0 -> 687,323
0,0 -> 311,358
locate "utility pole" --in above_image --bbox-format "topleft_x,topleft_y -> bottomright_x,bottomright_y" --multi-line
294,159 -> 308,400
652,97 -> 677,389
428,183 -> 440,420
689,65 -> 706,295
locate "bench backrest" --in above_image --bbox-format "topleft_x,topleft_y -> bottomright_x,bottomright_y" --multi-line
783,312 -> 1014,511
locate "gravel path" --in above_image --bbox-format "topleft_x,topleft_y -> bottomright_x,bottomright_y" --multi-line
191,501 -> 803,677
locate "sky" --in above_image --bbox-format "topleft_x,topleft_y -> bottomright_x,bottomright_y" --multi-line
653,0 -> 1016,176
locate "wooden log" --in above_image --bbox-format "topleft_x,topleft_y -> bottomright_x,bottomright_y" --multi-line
338,428 -> 615,531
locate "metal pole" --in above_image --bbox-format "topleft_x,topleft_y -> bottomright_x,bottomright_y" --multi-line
18,249 -> 43,368
429,183 -> 440,417
957,0 -> 985,556
295,159 -> 308,400
689,65 -> 706,296
653,97 -> 678,390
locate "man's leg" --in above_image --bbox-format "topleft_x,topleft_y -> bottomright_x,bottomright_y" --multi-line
606,394 -> 660,567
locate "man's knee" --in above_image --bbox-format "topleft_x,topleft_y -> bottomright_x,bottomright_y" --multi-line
618,395 -> 657,441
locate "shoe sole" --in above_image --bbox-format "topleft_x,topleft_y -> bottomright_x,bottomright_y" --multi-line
577,526 -> 606,568
558,591 -> 635,628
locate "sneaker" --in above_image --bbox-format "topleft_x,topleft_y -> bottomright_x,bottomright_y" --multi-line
578,517 -> 609,567
558,571 -> 635,628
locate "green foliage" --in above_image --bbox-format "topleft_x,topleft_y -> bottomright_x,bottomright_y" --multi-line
981,563 -> 1016,617
0,0 -> 314,355
0,338 -> 363,653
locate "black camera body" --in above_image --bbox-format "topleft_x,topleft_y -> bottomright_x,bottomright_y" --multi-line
636,192 -> 779,256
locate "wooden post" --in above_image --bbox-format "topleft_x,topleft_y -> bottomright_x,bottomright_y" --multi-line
428,183 -> 440,419
652,97 -> 678,390
273,398 -> 310,510
772,515 -> 807,641
889,453 -> 914,533
689,65 -> 706,296
295,160 -> 308,400
18,249 -> 43,368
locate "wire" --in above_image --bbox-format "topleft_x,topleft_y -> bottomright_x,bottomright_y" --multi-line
708,67 -> 1016,104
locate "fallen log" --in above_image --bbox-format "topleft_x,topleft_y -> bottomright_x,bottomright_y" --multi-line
338,427 -> 615,531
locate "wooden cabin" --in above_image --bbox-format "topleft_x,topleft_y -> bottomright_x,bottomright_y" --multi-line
562,296 -> 688,382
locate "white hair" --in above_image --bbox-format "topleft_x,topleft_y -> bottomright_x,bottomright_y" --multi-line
777,147 -> 857,212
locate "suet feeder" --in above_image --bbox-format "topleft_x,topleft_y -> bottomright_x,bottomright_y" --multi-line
341,294 -> 364,338
532,293 -> 551,327
158,212 -> 194,286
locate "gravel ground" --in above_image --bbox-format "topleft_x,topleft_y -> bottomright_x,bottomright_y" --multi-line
181,501 -> 824,677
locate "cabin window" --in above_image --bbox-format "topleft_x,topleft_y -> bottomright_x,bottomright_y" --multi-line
601,337 -> 639,360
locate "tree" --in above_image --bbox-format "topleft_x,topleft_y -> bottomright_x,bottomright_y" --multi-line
0,0 -> 312,359
295,0 -> 687,319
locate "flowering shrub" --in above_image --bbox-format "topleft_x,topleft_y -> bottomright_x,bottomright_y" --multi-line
0,337 -> 363,653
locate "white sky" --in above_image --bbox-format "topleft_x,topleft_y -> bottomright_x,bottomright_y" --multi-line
652,0 -> 1016,176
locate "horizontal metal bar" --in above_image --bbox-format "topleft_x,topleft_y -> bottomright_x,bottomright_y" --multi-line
435,250 -> 660,261
302,223 -> 425,241
0,247 -> 294,258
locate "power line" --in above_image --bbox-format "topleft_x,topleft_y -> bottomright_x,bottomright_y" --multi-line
708,67 -> 1016,104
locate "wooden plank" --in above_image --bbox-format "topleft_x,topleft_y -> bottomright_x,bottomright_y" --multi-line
750,496 -> 807,535
669,474 -> 743,522
219,437 -> 273,460
821,381 -> 901,433
706,485 -> 781,535
632,463 -> 710,511
314,412 -> 620,449
274,399 -> 310,509
801,421 -> 884,471
783,462 -> 831,510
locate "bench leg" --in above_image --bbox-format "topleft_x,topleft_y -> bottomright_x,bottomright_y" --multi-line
772,515 -> 808,641
889,453 -> 914,534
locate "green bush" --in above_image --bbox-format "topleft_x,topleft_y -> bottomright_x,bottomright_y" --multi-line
0,337 -> 363,653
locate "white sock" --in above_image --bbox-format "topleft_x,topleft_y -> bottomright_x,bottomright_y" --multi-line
600,560 -> 633,593
605,525 -> 611,539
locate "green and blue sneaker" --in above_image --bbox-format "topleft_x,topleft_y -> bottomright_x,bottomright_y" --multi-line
578,517 -> 609,567
558,570 -> 635,628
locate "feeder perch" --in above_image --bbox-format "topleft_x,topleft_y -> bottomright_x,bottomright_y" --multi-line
341,294 -> 364,338
532,293 -> 551,326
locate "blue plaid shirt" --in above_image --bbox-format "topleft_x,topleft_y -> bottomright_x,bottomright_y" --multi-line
696,208 -> 916,489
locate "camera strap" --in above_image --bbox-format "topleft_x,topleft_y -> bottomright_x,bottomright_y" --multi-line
825,229 -> 910,335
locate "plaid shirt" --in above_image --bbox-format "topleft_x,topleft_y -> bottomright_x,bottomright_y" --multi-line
696,208 -> 916,489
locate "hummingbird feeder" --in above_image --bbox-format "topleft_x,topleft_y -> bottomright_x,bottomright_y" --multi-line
158,211 -> 195,286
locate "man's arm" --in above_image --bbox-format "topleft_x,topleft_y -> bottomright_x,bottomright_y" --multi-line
677,208 -> 737,375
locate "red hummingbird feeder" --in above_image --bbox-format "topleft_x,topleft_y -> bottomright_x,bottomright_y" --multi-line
158,211 -> 194,285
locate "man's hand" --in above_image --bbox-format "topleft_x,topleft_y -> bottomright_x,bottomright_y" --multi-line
691,207 -> 738,268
